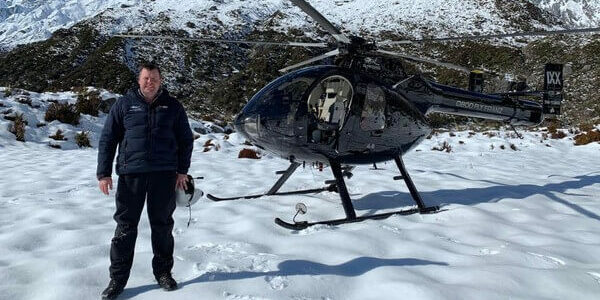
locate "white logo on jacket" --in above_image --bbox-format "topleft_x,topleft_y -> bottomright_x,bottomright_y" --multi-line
129,105 -> 143,112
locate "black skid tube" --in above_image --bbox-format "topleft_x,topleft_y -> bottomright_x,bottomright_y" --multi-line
275,155 -> 439,230
275,206 -> 439,230
207,185 -> 337,202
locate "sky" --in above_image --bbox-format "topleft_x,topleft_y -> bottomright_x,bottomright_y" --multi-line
1,87 -> 599,299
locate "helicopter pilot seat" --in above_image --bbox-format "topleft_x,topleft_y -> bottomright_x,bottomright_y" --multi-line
314,88 -> 345,144
308,77 -> 352,145
328,96 -> 345,124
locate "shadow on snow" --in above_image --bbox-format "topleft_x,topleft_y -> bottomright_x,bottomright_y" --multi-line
352,173 -> 600,221
121,256 -> 447,298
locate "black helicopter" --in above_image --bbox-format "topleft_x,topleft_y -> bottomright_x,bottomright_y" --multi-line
117,0 -> 599,230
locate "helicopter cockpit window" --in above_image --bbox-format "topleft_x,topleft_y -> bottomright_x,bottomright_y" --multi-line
278,79 -> 312,124
306,75 -> 353,126
361,84 -> 386,131
242,72 -> 315,117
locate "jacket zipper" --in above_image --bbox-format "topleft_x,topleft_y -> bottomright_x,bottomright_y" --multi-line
148,107 -> 153,161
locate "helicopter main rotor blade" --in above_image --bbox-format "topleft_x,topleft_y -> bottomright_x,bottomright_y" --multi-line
384,27 -> 600,45
376,49 -> 471,73
113,34 -> 328,48
290,0 -> 351,44
279,48 -> 340,73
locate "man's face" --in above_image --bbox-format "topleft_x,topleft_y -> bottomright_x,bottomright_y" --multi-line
138,68 -> 161,99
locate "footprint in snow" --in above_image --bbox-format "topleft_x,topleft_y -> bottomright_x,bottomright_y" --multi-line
527,252 -> 566,266
223,291 -> 271,300
381,225 -> 402,235
188,242 -> 278,279
435,235 -> 461,244
587,272 -> 600,285
479,248 -> 500,256
293,224 -> 334,235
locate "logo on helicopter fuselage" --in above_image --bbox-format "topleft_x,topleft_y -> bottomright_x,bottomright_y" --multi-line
455,101 -> 503,114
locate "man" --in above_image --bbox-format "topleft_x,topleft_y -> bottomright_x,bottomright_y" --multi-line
97,63 -> 194,300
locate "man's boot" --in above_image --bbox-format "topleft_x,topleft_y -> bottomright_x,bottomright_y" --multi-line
156,273 -> 178,291
101,279 -> 126,300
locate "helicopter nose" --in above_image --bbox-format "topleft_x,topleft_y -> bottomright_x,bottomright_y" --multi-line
233,112 -> 245,133
234,112 -> 259,141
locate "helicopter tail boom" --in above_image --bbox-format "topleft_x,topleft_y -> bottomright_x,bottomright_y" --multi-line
395,75 -> 545,126
426,81 -> 544,126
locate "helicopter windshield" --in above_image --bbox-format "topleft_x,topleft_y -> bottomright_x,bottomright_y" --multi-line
241,68 -> 324,117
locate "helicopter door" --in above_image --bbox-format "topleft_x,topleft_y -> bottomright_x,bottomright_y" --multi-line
306,75 -> 353,144
360,84 -> 386,134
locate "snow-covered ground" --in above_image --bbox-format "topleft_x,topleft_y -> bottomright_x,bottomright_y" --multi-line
1,88 -> 600,299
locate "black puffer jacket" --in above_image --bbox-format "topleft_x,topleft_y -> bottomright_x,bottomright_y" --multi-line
96,88 -> 194,178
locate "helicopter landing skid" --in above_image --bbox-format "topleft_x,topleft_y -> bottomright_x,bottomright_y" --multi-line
275,156 -> 440,230
207,161 -> 339,202
206,185 -> 337,202
274,206 -> 439,230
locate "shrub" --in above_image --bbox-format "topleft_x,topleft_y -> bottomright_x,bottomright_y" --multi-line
45,102 -> 80,125
75,131 -> 91,148
577,123 -> 595,133
9,113 -> 26,142
98,97 -> 116,114
574,130 -> 600,146
547,122 -> 559,134
432,141 -> 452,152
484,131 -> 497,138
49,129 -> 67,140
238,148 -> 260,159
551,130 -> 567,139
202,138 -> 222,151
75,89 -> 101,116
3,87 -> 12,97
16,96 -> 32,107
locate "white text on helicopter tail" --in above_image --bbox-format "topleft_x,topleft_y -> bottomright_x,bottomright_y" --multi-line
456,101 -> 503,114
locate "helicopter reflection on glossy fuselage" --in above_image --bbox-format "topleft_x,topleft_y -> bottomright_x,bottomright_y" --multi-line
234,65 -> 431,164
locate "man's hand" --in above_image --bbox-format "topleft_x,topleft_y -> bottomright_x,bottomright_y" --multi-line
98,177 -> 113,195
176,173 -> 189,190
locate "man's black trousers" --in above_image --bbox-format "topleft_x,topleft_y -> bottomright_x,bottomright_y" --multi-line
109,171 -> 177,283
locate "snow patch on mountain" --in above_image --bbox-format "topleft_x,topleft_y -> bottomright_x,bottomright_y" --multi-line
0,0 -> 577,50
0,0 -> 142,49
529,0 -> 600,27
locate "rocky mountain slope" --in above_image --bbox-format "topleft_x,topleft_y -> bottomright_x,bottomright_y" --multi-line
0,0 -> 598,125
